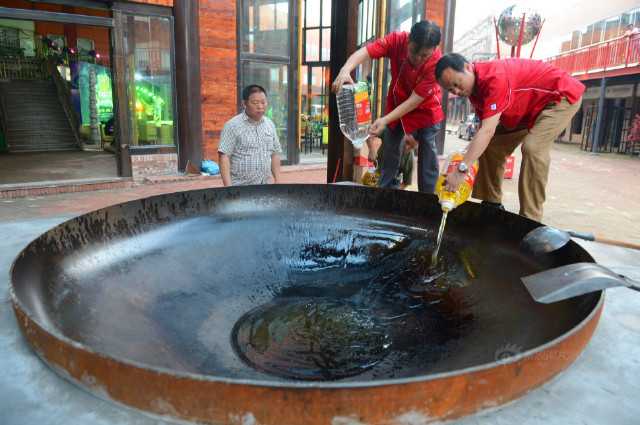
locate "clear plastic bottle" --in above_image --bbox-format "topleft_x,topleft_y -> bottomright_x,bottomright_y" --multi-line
336,82 -> 372,149
434,150 -> 479,212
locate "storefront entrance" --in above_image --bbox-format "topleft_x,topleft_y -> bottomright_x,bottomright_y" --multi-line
0,1 -> 178,187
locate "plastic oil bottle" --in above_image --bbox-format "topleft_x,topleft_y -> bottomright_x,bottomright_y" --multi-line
361,166 -> 379,187
336,82 -> 372,149
432,151 -> 479,264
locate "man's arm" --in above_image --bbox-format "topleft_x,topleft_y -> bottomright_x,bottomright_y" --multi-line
271,154 -> 281,183
442,113 -> 501,192
369,91 -> 424,135
331,47 -> 372,93
366,137 -> 378,163
219,153 -> 232,186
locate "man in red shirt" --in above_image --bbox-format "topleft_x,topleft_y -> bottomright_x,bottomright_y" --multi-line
434,53 -> 585,221
332,20 -> 444,193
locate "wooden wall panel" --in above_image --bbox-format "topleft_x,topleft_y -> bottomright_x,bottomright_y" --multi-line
199,0 -> 237,162
130,0 -> 173,6
424,0 -> 446,31
0,0 -> 32,9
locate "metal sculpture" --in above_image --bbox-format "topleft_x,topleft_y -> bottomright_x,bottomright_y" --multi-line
494,4 -> 545,58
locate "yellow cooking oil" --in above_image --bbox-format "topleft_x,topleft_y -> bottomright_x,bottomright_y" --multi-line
361,167 -> 379,187
432,151 -> 479,264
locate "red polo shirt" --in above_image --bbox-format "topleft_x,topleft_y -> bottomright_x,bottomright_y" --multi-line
469,58 -> 585,130
366,31 -> 444,134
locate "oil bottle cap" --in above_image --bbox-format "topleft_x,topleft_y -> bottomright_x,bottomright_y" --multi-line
441,199 -> 454,212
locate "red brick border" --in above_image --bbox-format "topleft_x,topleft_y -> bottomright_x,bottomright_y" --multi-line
0,180 -> 134,200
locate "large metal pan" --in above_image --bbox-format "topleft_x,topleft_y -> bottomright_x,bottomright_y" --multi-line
9,184 -> 602,424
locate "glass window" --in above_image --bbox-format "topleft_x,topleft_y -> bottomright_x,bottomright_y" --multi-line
243,1 -> 289,57
581,26 -> 593,47
76,38 -> 95,62
570,30 -> 580,50
381,1 -> 424,117
358,0 -> 376,45
0,27 -> 20,48
47,34 -> 66,49
306,0 -> 321,27
621,11 -> 634,28
122,14 -> 175,147
241,0 -> 292,162
592,21 -> 604,45
305,29 -> 320,61
604,16 -> 621,41
367,0 -> 375,41
387,0 -> 412,33
303,0 -> 330,63
321,28 -> 331,61
243,62 -> 289,161
301,0 -> 330,148
321,0 -> 331,27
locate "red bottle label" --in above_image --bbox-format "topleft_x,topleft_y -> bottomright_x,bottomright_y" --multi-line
354,92 -> 372,124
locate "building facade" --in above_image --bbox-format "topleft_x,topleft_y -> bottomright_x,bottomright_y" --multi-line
448,0 -> 640,156
0,0 -> 450,186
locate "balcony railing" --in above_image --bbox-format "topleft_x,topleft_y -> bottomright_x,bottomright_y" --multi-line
546,36 -> 640,75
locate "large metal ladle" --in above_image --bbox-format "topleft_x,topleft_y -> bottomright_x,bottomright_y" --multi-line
520,226 -> 640,255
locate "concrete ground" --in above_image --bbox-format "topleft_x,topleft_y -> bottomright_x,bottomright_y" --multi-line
1,133 -> 638,247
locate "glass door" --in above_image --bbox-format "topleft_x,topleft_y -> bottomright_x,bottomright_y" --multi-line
378,0 -> 425,117
122,13 -> 176,148
239,0 -> 296,163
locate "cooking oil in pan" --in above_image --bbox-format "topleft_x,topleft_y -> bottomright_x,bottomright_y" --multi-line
46,211 -> 579,383
431,210 -> 449,265
232,297 -> 391,380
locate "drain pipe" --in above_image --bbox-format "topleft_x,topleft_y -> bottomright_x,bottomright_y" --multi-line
591,77 -> 607,155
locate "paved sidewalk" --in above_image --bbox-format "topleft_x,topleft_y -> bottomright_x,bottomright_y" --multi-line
0,135 -> 639,246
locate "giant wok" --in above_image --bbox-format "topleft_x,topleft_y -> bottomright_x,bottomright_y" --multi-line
9,184 -> 602,424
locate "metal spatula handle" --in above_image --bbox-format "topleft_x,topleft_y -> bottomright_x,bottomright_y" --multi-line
521,263 -> 640,303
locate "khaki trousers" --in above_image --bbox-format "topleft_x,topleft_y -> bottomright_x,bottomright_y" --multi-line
472,96 -> 582,221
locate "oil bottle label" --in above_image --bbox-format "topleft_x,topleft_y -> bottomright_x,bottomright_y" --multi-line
354,91 -> 372,124
446,157 -> 478,186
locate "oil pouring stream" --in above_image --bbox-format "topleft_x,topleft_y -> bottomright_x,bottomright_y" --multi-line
432,151 -> 479,264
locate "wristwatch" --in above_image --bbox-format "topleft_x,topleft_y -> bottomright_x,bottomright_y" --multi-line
457,162 -> 469,174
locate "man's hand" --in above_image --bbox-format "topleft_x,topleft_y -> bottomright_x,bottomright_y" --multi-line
331,71 -> 355,93
219,152 -> 232,187
366,137 -> 378,163
331,47 -> 371,93
367,147 -> 378,163
443,169 -> 465,193
369,118 -> 387,135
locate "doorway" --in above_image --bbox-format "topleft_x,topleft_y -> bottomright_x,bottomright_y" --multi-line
0,2 -> 118,186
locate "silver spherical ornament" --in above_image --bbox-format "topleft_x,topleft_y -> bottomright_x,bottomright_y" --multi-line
497,5 -> 542,47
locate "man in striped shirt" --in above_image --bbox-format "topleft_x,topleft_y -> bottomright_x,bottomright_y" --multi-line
218,85 -> 282,186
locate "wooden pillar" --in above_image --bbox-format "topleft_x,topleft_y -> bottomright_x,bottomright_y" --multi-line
174,0 -> 203,170
327,0 -> 359,183
111,10 -> 131,177
435,0 -> 456,155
